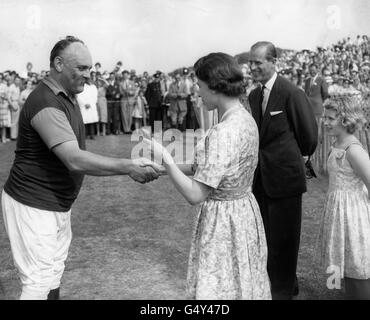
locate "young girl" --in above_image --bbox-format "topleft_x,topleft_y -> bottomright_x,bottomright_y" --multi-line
0,83 -> 11,143
19,80 -> 33,108
132,90 -> 148,130
316,96 -> 370,299
96,77 -> 108,136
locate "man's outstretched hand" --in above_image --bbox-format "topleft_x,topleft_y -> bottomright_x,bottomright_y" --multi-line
129,158 -> 165,184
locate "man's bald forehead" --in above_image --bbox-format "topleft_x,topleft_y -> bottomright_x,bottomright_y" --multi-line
62,42 -> 92,65
62,42 -> 89,58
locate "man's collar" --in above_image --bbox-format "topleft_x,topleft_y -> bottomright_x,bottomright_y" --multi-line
262,72 -> 278,91
42,75 -> 78,105
42,75 -> 68,97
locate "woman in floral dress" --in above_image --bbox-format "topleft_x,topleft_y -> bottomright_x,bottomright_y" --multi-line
145,53 -> 271,299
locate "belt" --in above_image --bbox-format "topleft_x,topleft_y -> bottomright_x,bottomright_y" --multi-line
208,187 -> 252,201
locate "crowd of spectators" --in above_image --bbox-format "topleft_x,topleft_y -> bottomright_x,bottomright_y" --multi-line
1,35 -> 370,143
241,34 -> 370,96
0,60 -> 204,143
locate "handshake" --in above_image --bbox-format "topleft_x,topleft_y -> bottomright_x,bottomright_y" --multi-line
128,157 -> 166,184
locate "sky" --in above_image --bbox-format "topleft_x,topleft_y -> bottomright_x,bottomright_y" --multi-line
0,0 -> 369,74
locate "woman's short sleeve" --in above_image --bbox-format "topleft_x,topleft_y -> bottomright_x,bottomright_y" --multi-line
193,126 -> 235,189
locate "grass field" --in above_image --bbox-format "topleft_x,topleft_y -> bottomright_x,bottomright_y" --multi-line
0,134 -> 345,300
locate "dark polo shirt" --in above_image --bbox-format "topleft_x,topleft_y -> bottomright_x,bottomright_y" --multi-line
4,76 -> 86,212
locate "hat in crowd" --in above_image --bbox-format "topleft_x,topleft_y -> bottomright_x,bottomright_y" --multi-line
182,67 -> 189,75
153,71 -> 161,78
280,68 -> 292,75
343,78 -> 352,83
102,71 -> 109,79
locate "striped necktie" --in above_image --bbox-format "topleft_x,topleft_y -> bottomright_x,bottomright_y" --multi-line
260,85 -> 266,116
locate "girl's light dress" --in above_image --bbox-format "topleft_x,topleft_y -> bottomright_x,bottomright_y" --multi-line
316,142 -> 370,279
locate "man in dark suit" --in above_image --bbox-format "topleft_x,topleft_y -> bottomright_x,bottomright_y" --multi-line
304,64 -> 329,123
248,41 -> 318,300
145,71 -> 163,133
105,72 -> 121,135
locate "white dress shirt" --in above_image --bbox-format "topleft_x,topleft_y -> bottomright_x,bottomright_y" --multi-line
261,72 -> 278,115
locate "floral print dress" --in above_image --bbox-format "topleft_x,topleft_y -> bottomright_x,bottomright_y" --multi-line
187,106 -> 271,300
316,143 -> 370,279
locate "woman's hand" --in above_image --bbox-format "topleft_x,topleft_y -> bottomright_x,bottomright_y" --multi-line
140,129 -> 174,165
130,157 -> 166,181
143,137 -> 174,165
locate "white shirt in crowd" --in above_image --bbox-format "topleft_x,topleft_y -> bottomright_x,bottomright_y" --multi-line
77,83 -> 99,124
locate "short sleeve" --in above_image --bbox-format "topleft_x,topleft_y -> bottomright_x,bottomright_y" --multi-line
193,126 -> 236,189
31,107 -> 77,149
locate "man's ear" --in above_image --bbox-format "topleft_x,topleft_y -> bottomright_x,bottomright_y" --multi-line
54,56 -> 63,73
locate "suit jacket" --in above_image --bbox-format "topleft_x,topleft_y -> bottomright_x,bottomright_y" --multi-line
145,81 -> 162,109
304,75 -> 329,116
119,80 -> 136,99
106,81 -> 121,102
249,75 -> 318,198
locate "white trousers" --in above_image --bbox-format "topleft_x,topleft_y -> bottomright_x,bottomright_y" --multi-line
1,191 -> 72,300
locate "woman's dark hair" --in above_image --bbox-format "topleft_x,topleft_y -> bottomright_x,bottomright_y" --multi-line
50,36 -> 85,68
194,52 -> 245,97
